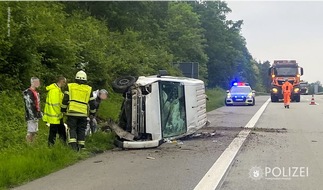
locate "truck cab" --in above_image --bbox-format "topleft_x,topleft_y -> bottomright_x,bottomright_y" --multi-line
268,60 -> 304,102
111,72 -> 207,148
300,81 -> 309,95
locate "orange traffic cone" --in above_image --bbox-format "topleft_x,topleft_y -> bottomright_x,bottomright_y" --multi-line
309,95 -> 317,105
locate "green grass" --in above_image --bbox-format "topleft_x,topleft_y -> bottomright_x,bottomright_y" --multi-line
0,91 -> 118,190
86,131 -> 116,153
0,129 -> 115,190
97,91 -> 123,121
206,87 -> 226,112
0,142 -> 81,189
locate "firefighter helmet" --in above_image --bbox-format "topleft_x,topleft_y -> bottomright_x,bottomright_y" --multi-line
75,70 -> 87,81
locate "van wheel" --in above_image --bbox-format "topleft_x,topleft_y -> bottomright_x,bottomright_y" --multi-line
112,76 -> 136,93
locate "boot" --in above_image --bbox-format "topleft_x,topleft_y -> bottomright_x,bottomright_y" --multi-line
69,142 -> 78,151
78,144 -> 85,152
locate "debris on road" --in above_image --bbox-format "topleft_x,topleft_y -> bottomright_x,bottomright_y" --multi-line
164,139 -> 184,145
146,156 -> 156,160
192,133 -> 202,138
189,130 -> 217,139
251,127 -> 287,133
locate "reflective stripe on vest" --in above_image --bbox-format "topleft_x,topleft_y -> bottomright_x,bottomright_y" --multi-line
67,83 -> 92,116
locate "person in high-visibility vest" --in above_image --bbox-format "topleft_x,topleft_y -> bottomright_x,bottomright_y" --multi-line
282,79 -> 293,109
61,71 -> 96,151
43,76 -> 67,146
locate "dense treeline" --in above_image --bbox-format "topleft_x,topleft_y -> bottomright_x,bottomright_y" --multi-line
0,1 -> 270,92
308,81 -> 323,94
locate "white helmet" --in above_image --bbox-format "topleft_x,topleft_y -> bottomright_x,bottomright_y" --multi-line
75,70 -> 87,81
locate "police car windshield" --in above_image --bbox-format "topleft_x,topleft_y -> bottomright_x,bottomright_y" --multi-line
231,86 -> 251,93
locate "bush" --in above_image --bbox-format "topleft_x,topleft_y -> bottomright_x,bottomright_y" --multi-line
0,91 -> 27,150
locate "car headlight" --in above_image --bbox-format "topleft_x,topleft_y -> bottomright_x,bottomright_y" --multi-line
227,93 -> 231,98
247,93 -> 253,98
272,88 -> 278,93
294,88 -> 300,93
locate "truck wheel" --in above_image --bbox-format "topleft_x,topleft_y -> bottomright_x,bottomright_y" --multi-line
295,95 -> 301,102
271,95 -> 277,102
112,76 -> 136,93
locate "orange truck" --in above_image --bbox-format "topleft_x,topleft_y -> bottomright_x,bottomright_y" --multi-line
268,60 -> 304,102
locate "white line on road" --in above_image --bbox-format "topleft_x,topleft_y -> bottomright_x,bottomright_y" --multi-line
194,98 -> 271,190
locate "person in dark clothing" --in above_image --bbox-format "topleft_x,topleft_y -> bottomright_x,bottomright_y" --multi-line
23,77 -> 42,142
88,89 -> 108,134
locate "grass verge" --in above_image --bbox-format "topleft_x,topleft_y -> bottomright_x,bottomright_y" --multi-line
0,91 -> 119,190
0,129 -> 116,190
205,87 -> 226,112
0,142 -> 81,189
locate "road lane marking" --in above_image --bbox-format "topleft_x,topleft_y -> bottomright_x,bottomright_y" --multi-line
194,98 -> 271,190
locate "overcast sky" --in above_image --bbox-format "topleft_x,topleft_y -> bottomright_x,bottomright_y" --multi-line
226,1 -> 323,83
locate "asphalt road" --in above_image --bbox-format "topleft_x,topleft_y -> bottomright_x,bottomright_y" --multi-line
221,95 -> 323,190
13,96 -> 276,190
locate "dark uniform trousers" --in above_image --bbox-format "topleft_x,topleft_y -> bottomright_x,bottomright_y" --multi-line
66,116 -> 87,150
48,119 -> 67,146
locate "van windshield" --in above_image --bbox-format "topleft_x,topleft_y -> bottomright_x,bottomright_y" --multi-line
159,81 -> 187,138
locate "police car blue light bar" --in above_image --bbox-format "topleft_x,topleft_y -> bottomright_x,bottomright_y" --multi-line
233,82 -> 249,86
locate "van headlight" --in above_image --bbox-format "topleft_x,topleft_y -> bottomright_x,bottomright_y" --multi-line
294,88 -> 300,93
272,88 -> 278,93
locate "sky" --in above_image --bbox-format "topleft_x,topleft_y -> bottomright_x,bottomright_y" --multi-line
226,1 -> 323,83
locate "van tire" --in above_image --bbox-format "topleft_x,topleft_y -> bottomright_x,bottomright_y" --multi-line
112,76 -> 136,93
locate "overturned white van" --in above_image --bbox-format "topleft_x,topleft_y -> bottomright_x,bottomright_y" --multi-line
111,71 -> 207,148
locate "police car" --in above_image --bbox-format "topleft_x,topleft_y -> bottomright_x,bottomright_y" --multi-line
225,82 -> 255,106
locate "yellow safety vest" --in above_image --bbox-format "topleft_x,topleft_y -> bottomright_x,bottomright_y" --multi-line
43,83 -> 64,124
66,83 -> 92,117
